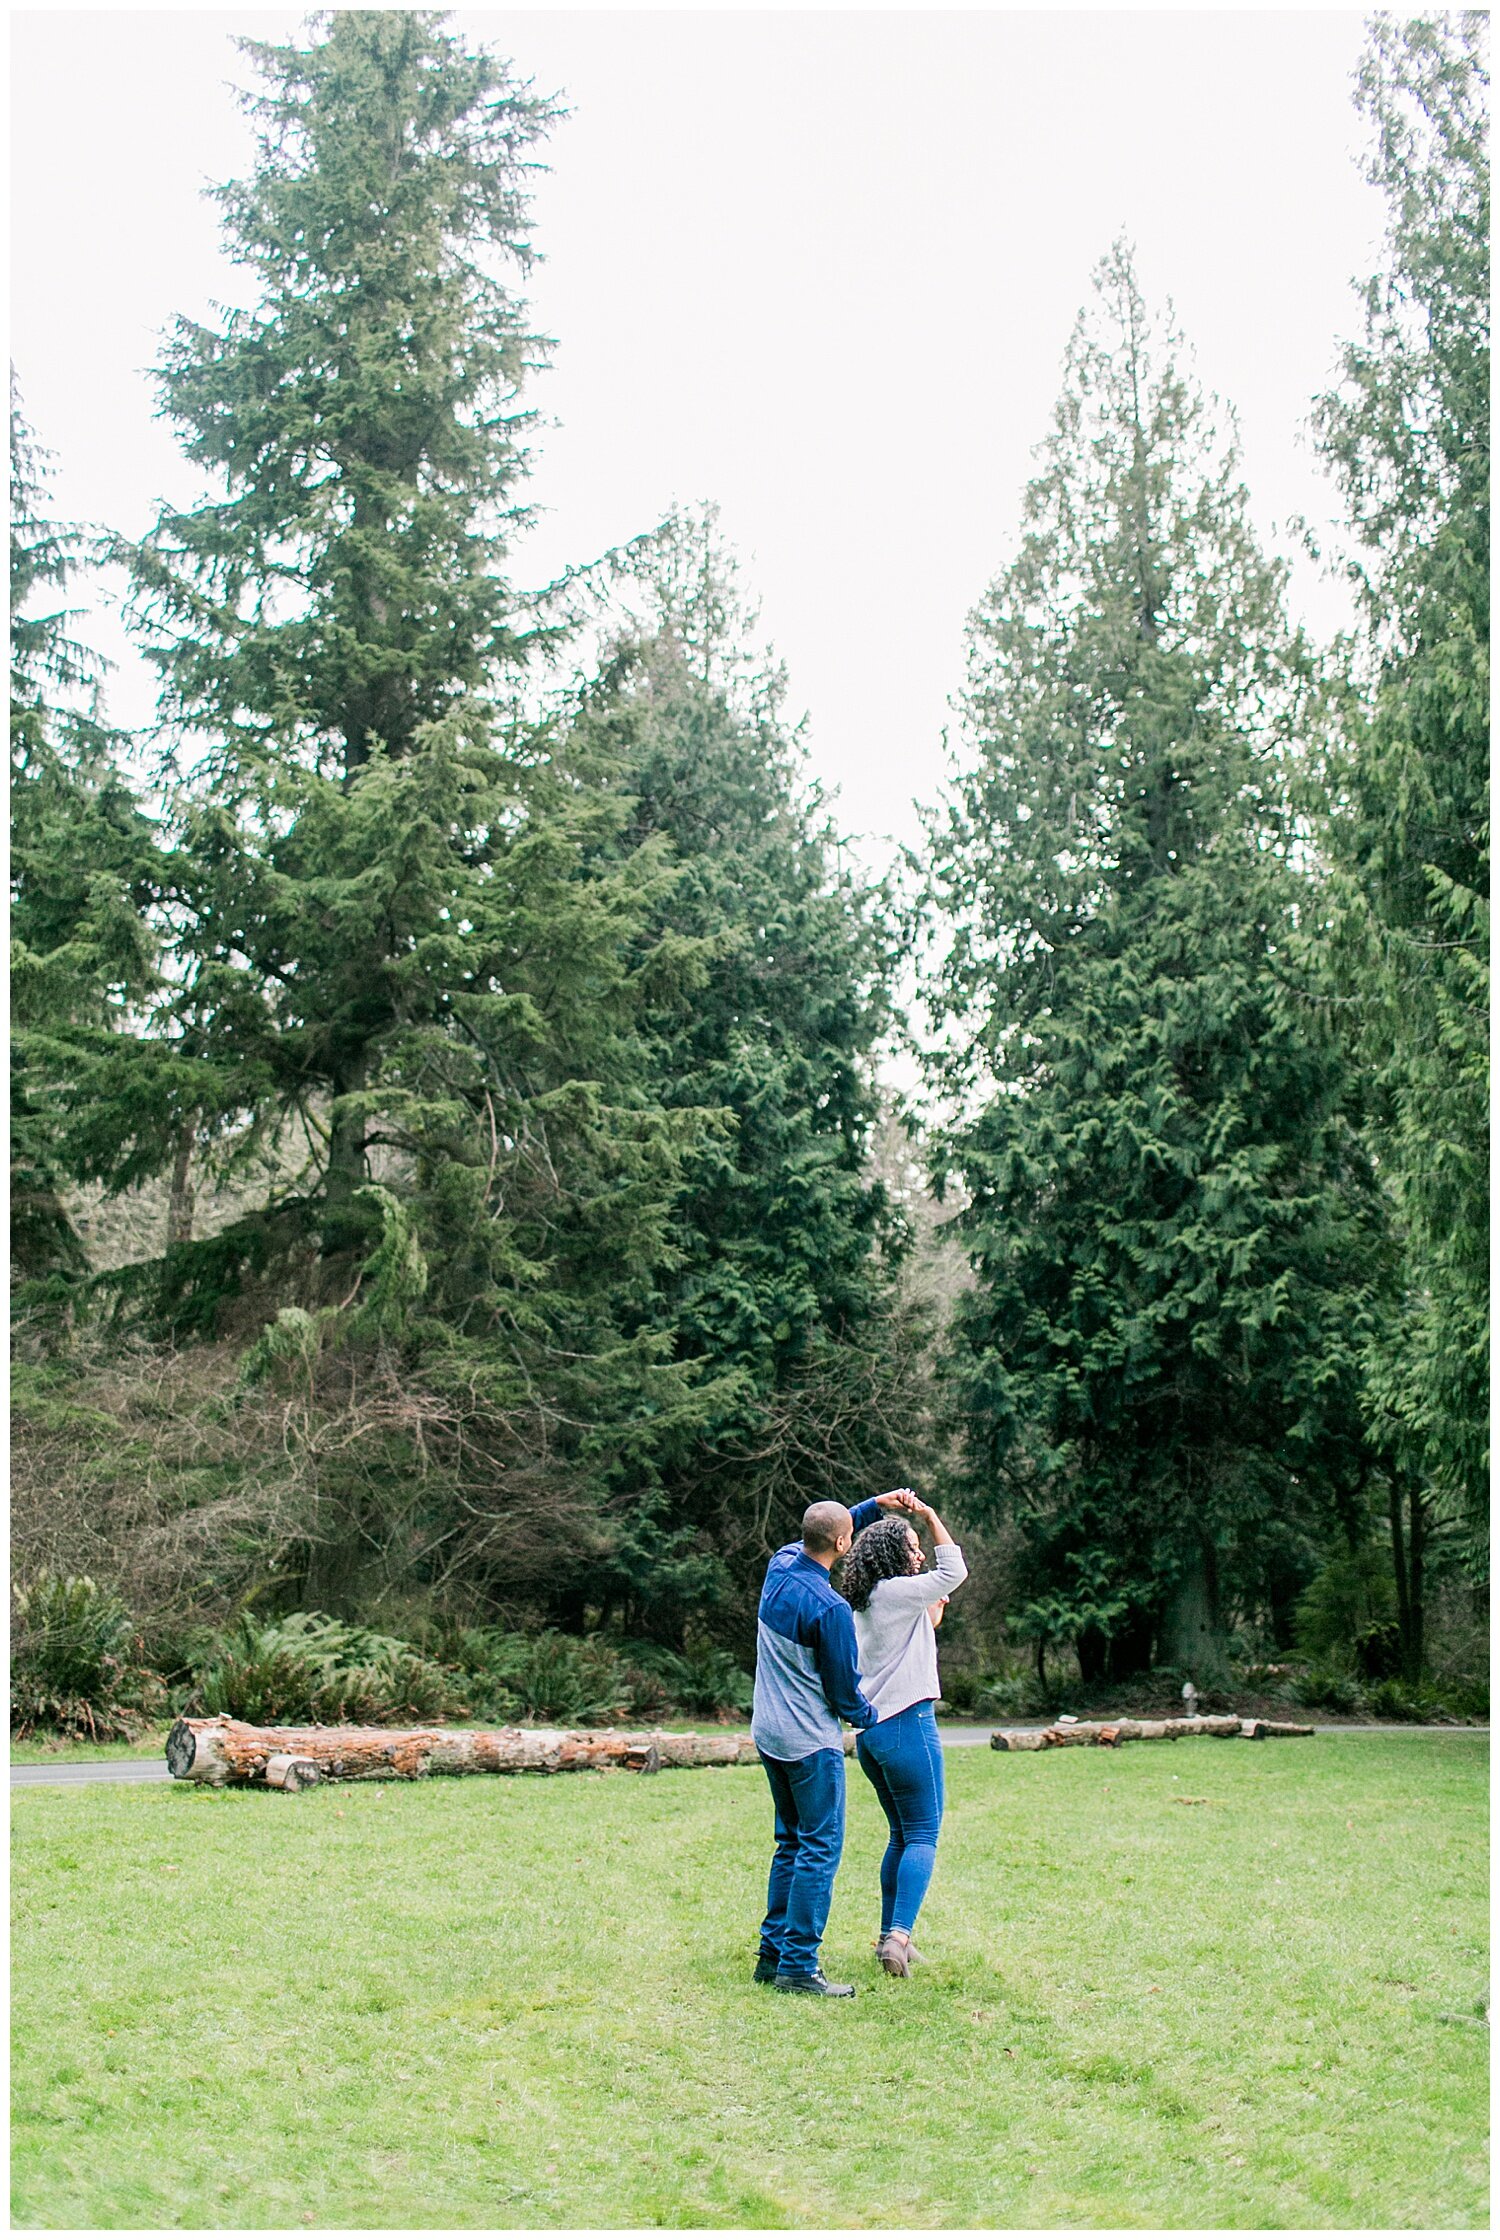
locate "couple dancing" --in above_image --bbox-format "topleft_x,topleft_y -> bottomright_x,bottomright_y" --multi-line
750,1487 -> 967,1997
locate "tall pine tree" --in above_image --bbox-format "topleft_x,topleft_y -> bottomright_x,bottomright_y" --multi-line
1313,14 -> 1489,1590
923,245 -> 1385,1682
106,14 -> 729,1620
557,513 -> 926,1641
116,10 -> 561,1262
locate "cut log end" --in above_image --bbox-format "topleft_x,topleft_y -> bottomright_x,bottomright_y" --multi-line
165,1718 -> 197,1779
264,1753 -> 322,1792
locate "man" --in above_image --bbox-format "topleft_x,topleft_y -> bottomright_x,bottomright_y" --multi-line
751,1488 -> 919,1997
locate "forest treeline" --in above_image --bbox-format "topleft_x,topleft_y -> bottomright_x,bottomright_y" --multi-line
11,11 -> 1488,1733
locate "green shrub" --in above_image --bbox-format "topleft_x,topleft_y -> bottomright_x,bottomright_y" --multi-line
447,1630 -> 752,1726
620,1643 -> 753,1721
450,1629 -> 628,1726
1294,1548 -> 1397,1672
191,1613 -> 467,1725
11,1571 -> 164,1739
505,1634 -> 630,1725
1289,1667 -> 1365,1714
1363,1677 -> 1427,1721
1363,1674 -> 1488,1723
1353,1619 -> 1403,1681
616,1655 -> 677,1724
936,1667 -> 980,1715
439,1627 -> 522,1720
976,1669 -> 1070,1719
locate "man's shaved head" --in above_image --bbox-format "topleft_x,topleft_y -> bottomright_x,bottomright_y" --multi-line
802,1500 -> 854,1556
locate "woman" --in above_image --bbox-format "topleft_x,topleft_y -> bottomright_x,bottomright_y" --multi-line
843,1494 -> 967,1976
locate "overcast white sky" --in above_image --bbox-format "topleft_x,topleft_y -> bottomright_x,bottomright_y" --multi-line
12,8 -> 1381,867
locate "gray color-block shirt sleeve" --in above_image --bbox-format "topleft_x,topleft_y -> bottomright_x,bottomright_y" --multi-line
862,1544 -> 968,1611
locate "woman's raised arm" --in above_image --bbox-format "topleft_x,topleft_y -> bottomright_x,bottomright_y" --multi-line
915,1499 -> 954,1547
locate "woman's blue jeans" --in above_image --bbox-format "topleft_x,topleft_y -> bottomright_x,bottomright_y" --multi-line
855,1698 -> 945,1937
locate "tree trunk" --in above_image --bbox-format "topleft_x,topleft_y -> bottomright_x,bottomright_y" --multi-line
321,1058 -> 372,1256
1106,1606 -> 1156,1681
166,1123 -> 196,1249
1160,1539 -> 1230,1683
1407,1485 -> 1426,1681
167,1716 -> 761,1787
1390,1475 -> 1428,1684
1075,1624 -> 1108,1684
1390,1475 -> 1413,1669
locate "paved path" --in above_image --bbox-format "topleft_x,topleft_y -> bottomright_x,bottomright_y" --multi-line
10,1722 -> 1484,1788
13,1758 -> 175,1788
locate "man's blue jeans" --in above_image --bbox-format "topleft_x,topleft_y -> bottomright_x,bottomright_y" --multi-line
757,1745 -> 845,1977
855,1698 -> 945,1936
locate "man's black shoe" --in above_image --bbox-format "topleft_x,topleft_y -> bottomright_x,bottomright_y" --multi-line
753,1955 -> 780,1984
772,1969 -> 856,1998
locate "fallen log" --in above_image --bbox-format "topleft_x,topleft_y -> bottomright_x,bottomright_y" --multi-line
166,1716 -> 761,1788
990,1714 -> 1314,1751
1052,1715 -> 1245,1746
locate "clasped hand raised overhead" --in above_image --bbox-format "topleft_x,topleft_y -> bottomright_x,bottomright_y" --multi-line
873,1489 -> 953,1544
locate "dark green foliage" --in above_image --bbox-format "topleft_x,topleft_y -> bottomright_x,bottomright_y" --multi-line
125,10 -> 556,771
84,15 -> 746,1619
1312,15 -> 1489,1573
12,1571 -> 130,1703
922,243 -> 1386,1680
12,20 -> 913,1670
9,387 -> 163,1283
189,1610 -> 466,1724
444,1627 -> 628,1724
604,518 -> 896,1383
1288,1667 -> 1366,1715
424,1626 -> 754,1725
10,1571 -> 165,1739
106,11 -> 687,1307
1293,1546 -> 1399,1673
555,514 -> 926,1637
1013,1551 -> 1131,1686
186,1616 -> 752,1729
641,1641 -> 754,1719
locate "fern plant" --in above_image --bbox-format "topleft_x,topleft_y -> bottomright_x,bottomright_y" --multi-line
191,1612 -> 466,1725
11,1571 -> 163,1738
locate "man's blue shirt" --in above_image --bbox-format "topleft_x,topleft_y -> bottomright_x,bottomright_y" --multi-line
750,1499 -> 882,1761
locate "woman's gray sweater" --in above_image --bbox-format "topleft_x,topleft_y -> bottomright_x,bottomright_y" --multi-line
851,1543 -> 968,1721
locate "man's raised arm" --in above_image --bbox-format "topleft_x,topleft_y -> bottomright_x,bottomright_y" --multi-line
848,1487 -> 922,1535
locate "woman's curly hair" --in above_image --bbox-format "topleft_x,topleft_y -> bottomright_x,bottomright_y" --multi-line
842,1516 -> 921,1612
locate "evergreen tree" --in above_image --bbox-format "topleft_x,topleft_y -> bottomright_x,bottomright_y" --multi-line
114,10 -> 561,1259
922,245 -> 1385,1681
9,385 -> 161,1283
558,514 -> 929,1640
1313,14 -> 1489,1585
105,14 -> 728,1619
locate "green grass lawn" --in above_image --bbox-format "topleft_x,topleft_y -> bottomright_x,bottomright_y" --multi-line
12,1732 -> 1487,2229
10,1731 -> 172,1765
